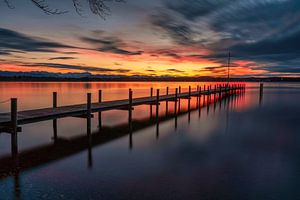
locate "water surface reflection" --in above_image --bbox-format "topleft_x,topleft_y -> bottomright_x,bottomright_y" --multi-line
0,82 -> 299,200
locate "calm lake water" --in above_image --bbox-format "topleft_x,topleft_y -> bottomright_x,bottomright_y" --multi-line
0,82 -> 299,200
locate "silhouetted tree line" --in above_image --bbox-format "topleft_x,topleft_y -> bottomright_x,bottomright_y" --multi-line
3,0 -> 124,19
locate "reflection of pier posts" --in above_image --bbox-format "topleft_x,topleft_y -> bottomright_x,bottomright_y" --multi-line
13,170 -> 21,200
87,133 -> 93,169
11,98 -> 18,157
98,90 -> 102,129
52,92 -> 58,141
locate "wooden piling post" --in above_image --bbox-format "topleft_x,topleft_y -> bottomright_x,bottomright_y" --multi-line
166,87 -> 169,116
156,89 -> 160,121
188,86 -> 191,112
198,86 -> 202,108
174,88 -> 178,115
128,89 -> 133,149
259,83 -> 264,105
52,92 -> 58,140
196,85 -> 199,108
260,83 -> 264,96
11,98 -> 18,156
53,92 -> 57,108
87,93 -> 92,136
128,89 -> 133,126
178,86 -> 181,112
214,85 -> 216,104
150,87 -> 153,119
98,90 -> 102,129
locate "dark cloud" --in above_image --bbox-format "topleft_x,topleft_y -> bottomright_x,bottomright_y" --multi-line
167,68 -> 185,73
80,34 -> 143,55
149,0 -> 300,75
151,49 -> 182,59
150,13 -> 195,45
165,0 -> 234,21
0,27 -> 74,54
49,57 -> 76,60
21,63 -> 131,73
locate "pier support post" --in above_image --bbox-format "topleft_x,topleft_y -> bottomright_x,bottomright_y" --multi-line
174,88 -> 178,115
196,85 -> 199,108
129,89 -> 133,149
52,92 -> 58,141
156,89 -> 160,121
166,87 -> 169,116
11,98 -> 18,157
156,89 -> 160,139
87,93 -> 92,136
259,83 -> 264,105
98,90 -> 102,129
188,86 -> 191,122
150,87 -> 153,119
128,89 -> 133,130
198,86 -> 202,108
178,86 -> 181,113
174,88 -> 178,129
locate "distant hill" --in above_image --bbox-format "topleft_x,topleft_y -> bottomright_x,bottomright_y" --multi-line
0,70 -> 299,82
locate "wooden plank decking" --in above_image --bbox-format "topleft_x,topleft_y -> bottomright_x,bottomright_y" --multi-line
0,86 -> 242,127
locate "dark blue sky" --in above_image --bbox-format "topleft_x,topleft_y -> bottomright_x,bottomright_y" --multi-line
0,0 -> 299,77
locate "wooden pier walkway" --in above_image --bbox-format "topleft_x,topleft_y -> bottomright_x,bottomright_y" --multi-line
0,84 -> 245,156
0,85 -> 244,127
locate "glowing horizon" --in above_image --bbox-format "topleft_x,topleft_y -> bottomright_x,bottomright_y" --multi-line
0,0 -> 299,78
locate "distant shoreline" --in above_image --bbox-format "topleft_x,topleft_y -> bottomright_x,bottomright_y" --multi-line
0,77 -> 299,82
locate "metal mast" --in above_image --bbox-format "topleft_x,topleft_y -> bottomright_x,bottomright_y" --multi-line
227,52 -> 231,85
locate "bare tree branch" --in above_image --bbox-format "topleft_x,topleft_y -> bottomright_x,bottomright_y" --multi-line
3,0 -> 125,19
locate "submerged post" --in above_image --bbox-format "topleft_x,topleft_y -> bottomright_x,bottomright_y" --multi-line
87,93 -> 92,136
52,92 -> 58,141
11,98 -> 18,156
98,90 -> 102,129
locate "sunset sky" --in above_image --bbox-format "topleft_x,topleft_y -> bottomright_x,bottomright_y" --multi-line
0,0 -> 300,77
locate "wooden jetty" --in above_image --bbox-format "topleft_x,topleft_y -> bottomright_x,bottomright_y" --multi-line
0,84 -> 245,157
